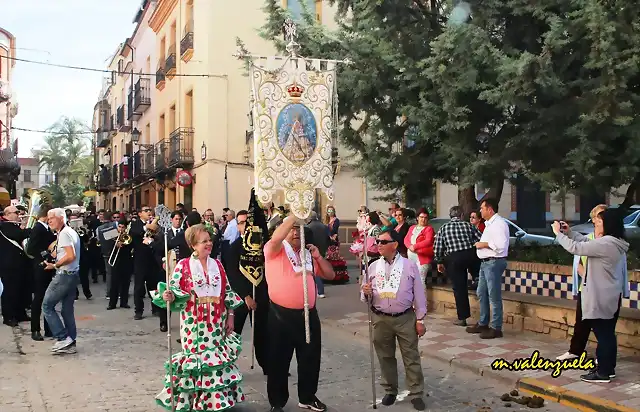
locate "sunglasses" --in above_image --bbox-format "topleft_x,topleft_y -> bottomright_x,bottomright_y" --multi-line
376,239 -> 396,245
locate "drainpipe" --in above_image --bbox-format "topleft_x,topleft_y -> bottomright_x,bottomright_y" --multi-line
224,164 -> 229,208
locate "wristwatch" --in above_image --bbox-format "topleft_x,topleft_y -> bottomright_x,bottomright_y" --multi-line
416,318 -> 425,324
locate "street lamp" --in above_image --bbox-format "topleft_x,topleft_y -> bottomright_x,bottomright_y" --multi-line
131,128 -> 141,143
201,142 -> 207,161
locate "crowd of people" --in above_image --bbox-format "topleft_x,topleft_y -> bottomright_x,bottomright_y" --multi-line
0,194 -> 630,411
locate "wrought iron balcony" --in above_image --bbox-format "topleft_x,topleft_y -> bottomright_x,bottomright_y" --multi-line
138,143 -> 155,176
118,162 -> 124,184
180,28 -> 193,62
110,114 -> 118,136
96,130 -> 111,148
165,46 -> 177,79
168,127 -> 194,168
116,105 -> 131,132
134,78 -> 151,116
156,66 -> 166,90
132,150 -> 142,181
154,140 -> 168,172
96,167 -> 112,192
110,165 -> 118,187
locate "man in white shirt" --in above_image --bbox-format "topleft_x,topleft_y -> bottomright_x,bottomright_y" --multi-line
466,198 -> 509,339
42,208 -> 81,354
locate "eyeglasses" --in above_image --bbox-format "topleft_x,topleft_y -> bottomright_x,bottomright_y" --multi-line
418,215 -> 428,219
142,209 -> 152,212
376,239 -> 396,245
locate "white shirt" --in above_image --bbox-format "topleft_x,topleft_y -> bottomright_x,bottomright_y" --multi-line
57,226 -> 81,272
476,213 -> 510,259
172,226 -> 181,237
223,219 -> 239,242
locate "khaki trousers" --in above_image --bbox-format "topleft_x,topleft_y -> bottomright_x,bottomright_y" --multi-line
372,310 -> 424,397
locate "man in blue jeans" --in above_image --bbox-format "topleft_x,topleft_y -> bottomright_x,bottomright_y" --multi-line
42,208 -> 81,354
466,198 -> 510,339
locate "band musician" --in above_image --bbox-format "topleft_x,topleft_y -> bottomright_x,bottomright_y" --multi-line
25,207 -> 56,341
108,219 -> 133,310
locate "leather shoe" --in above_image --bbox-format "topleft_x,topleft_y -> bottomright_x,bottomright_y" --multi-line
134,313 -> 143,320
160,324 -> 168,332
107,306 -> 116,310
3,319 -> 18,327
381,394 -> 396,406
31,331 -> 44,341
411,398 -> 426,411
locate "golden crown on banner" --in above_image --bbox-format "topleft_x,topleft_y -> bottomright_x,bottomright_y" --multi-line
287,83 -> 304,99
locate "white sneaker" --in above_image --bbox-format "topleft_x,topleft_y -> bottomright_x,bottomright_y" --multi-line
51,336 -> 73,352
556,351 -> 578,361
53,343 -> 77,355
318,294 -> 326,299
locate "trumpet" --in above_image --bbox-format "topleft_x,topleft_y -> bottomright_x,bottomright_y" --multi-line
108,223 -> 132,267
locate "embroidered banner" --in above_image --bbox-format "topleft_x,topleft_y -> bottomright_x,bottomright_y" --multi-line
239,189 -> 268,287
249,58 -> 337,219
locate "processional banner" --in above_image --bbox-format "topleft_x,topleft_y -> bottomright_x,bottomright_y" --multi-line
246,31 -> 338,219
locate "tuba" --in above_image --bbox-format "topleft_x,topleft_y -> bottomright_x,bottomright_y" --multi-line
22,189 -> 52,258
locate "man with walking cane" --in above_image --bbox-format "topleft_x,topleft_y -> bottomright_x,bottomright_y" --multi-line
264,215 -> 335,412
361,229 -> 427,411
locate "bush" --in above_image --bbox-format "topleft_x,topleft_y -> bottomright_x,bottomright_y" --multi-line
509,240 -> 640,270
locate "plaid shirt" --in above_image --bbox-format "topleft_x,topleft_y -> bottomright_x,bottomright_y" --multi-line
433,217 -> 482,262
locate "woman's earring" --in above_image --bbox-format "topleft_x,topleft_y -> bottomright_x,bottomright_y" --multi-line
192,250 -> 199,258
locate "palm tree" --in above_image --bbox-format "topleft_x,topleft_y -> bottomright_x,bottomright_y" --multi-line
31,117 -> 92,205
31,117 -> 91,184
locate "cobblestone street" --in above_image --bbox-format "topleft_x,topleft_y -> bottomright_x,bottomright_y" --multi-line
0,296 -> 575,412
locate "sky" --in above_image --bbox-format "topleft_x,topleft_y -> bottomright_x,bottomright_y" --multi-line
3,0 -> 141,158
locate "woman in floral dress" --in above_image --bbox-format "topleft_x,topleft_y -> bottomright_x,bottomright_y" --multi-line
324,206 -> 349,283
153,224 -> 245,411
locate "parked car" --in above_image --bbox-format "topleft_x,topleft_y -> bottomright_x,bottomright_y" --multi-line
429,218 -> 556,246
571,210 -> 640,239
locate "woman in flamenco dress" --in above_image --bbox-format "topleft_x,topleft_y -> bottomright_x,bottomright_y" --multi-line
324,205 -> 349,283
153,224 -> 246,411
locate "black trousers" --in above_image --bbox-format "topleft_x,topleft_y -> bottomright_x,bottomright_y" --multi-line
109,266 -> 132,308
267,303 -> 321,408
89,245 -> 105,281
134,265 -> 165,323
31,264 -> 53,334
443,248 -> 475,320
1,271 -> 23,322
76,259 -> 91,298
234,299 -> 269,372
569,293 -> 621,371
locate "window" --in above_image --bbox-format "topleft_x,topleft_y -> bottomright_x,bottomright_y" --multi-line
24,169 -> 32,182
45,174 -> 50,184
507,221 -> 520,237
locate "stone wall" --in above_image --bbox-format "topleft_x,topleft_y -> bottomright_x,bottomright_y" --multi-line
427,286 -> 640,353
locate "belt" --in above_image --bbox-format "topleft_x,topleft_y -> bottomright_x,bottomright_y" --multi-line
370,306 -> 412,317
480,257 -> 506,262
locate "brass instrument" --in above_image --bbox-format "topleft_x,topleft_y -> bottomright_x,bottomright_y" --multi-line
21,189 -> 52,258
108,223 -> 132,267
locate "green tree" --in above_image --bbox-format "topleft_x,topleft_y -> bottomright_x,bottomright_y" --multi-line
260,0 -> 640,216
31,117 -> 93,206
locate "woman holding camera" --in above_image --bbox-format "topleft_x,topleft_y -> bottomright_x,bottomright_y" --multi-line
552,209 -> 628,383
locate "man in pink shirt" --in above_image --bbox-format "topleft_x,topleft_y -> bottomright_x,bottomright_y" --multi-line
362,229 -> 428,411
264,215 -> 335,412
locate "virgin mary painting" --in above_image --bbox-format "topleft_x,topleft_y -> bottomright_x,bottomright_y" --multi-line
276,103 -> 317,164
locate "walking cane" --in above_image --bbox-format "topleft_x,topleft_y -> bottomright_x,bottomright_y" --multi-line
164,228 -> 175,412
363,231 -> 377,409
300,225 -> 311,344
250,284 -> 256,369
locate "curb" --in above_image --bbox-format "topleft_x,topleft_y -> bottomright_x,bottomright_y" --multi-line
321,318 -> 638,412
518,378 -> 639,412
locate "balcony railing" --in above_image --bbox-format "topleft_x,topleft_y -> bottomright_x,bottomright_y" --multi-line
110,114 -> 117,136
132,150 -> 142,181
156,65 -> 166,90
139,143 -> 155,176
116,105 -> 131,132
180,27 -> 194,62
127,78 -> 152,121
168,127 -> 195,167
154,140 -> 168,172
111,165 -> 118,186
165,46 -> 177,79
96,130 -> 111,148
96,167 -> 112,192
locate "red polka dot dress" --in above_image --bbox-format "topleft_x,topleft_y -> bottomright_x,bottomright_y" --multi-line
151,257 -> 246,411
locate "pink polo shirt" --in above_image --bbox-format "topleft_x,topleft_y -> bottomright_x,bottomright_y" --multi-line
264,240 -> 319,309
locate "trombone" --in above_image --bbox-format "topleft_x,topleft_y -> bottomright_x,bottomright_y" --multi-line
108,223 -> 132,267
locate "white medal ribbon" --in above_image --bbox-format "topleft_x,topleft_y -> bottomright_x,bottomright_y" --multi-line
374,255 -> 403,299
283,240 -> 313,274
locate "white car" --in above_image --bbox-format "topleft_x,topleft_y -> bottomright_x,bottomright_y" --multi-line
430,218 -> 556,246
